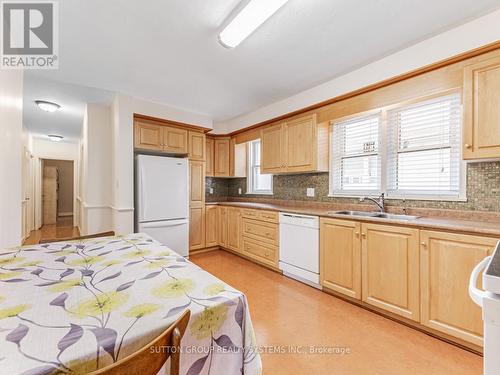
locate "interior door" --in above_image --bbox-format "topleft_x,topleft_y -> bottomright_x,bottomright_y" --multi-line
42,166 -> 58,225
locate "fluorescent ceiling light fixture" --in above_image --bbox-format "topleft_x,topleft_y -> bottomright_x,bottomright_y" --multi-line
219,0 -> 289,48
35,100 -> 61,112
48,134 -> 63,142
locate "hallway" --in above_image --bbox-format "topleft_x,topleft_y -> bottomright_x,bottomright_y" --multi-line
23,216 -> 79,245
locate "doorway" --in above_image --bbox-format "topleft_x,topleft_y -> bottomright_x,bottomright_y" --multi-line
24,158 -> 78,244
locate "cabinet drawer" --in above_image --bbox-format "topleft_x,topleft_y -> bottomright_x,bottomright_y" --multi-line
242,208 -> 259,219
242,237 -> 278,267
242,218 -> 278,245
258,210 -> 278,223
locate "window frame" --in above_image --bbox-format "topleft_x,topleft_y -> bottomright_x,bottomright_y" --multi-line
246,139 -> 273,195
328,91 -> 466,201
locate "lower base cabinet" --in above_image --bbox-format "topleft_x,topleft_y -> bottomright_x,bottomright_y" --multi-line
362,223 -> 420,322
420,230 -> 497,346
189,206 -> 205,251
242,236 -> 278,268
205,205 -> 218,247
320,218 -> 362,299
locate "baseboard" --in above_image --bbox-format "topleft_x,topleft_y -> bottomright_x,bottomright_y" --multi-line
189,246 -> 220,255
321,286 -> 483,355
58,212 -> 73,217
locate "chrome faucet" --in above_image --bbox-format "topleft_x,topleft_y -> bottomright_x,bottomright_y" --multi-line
360,193 -> 385,213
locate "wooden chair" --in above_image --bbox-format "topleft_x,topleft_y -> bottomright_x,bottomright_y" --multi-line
90,309 -> 191,375
39,231 -> 115,244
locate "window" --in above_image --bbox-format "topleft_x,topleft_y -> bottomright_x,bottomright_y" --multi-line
329,92 -> 464,200
247,139 -> 273,195
331,113 -> 381,195
387,93 -> 462,199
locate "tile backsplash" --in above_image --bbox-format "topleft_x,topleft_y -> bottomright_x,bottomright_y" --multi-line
206,161 -> 500,212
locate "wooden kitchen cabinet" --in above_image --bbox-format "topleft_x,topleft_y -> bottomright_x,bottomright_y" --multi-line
189,206 -> 205,251
361,223 -> 420,321
188,131 -> 206,161
420,230 -> 497,346
261,123 -> 285,173
214,138 -> 231,177
163,126 -> 188,154
320,218 -> 362,299
218,206 -> 229,248
260,114 -> 329,174
205,205 -> 218,247
227,207 -> 242,252
189,161 -> 205,208
206,138 -> 214,177
463,55 -> 500,159
134,122 -> 163,151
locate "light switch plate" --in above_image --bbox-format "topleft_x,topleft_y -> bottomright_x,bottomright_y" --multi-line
306,188 -> 315,197
238,188 -> 242,195
209,188 -> 214,194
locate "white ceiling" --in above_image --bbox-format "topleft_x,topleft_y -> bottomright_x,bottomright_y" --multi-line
23,73 -> 114,141
31,0 -> 500,124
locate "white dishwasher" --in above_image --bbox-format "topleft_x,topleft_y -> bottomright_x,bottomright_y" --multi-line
279,212 -> 320,288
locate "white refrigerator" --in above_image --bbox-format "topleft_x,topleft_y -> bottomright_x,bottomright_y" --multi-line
136,155 -> 189,257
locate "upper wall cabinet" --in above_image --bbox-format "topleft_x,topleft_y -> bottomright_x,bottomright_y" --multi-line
134,122 -> 164,152
163,126 -> 188,154
261,114 -> 329,174
463,56 -> 500,159
188,131 -> 206,161
206,137 -> 215,177
207,136 -> 246,178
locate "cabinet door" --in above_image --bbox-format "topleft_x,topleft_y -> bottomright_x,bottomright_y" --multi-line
218,206 -> 228,247
134,122 -> 163,151
463,56 -> 500,159
214,138 -> 230,177
420,230 -> 497,346
205,205 -> 218,247
284,115 -> 316,172
189,206 -> 205,251
206,138 -> 214,177
261,123 -> 284,173
361,223 -> 420,321
188,131 -> 206,161
320,218 -> 361,299
163,126 -> 188,154
227,207 -> 241,252
189,161 -> 205,207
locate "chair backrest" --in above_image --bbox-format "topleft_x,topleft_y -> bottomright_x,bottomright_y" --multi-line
90,309 -> 191,375
39,231 -> 115,244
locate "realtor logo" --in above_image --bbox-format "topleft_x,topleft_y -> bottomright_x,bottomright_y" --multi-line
1,0 -> 58,69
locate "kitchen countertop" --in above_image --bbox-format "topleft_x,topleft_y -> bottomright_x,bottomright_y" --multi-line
207,201 -> 500,238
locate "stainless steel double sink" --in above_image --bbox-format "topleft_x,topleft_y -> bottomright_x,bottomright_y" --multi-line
327,210 -> 420,221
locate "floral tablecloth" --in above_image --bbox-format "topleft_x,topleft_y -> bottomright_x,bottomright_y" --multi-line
0,233 -> 262,375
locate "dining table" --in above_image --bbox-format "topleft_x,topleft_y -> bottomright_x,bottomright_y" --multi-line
0,233 -> 262,375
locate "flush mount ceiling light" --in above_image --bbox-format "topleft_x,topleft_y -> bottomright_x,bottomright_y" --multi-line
219,0 -> 289,48
48,134 -> 63,142
35,100 -> 61,112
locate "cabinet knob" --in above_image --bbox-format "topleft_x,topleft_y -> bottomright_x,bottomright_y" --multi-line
355,232 -> 360,238
361,233 -> 366,238
421,242 -> 427,247
465,144 -> 472,149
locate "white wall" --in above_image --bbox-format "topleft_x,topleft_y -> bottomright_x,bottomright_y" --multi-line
0,70 -> 23,248
80,104 -> 113,235
110,94 -> 213,235
214,8 -> 500,133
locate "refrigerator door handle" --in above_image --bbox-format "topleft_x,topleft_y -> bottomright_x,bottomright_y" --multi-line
140,219 -> 188,229
469,255 -> 492,306
140,166 -> 146,221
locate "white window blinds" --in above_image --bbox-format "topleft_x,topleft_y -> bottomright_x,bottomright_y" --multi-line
332,114 -> 381,194
247,139 -> 273,194
386,93 -> 462,199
